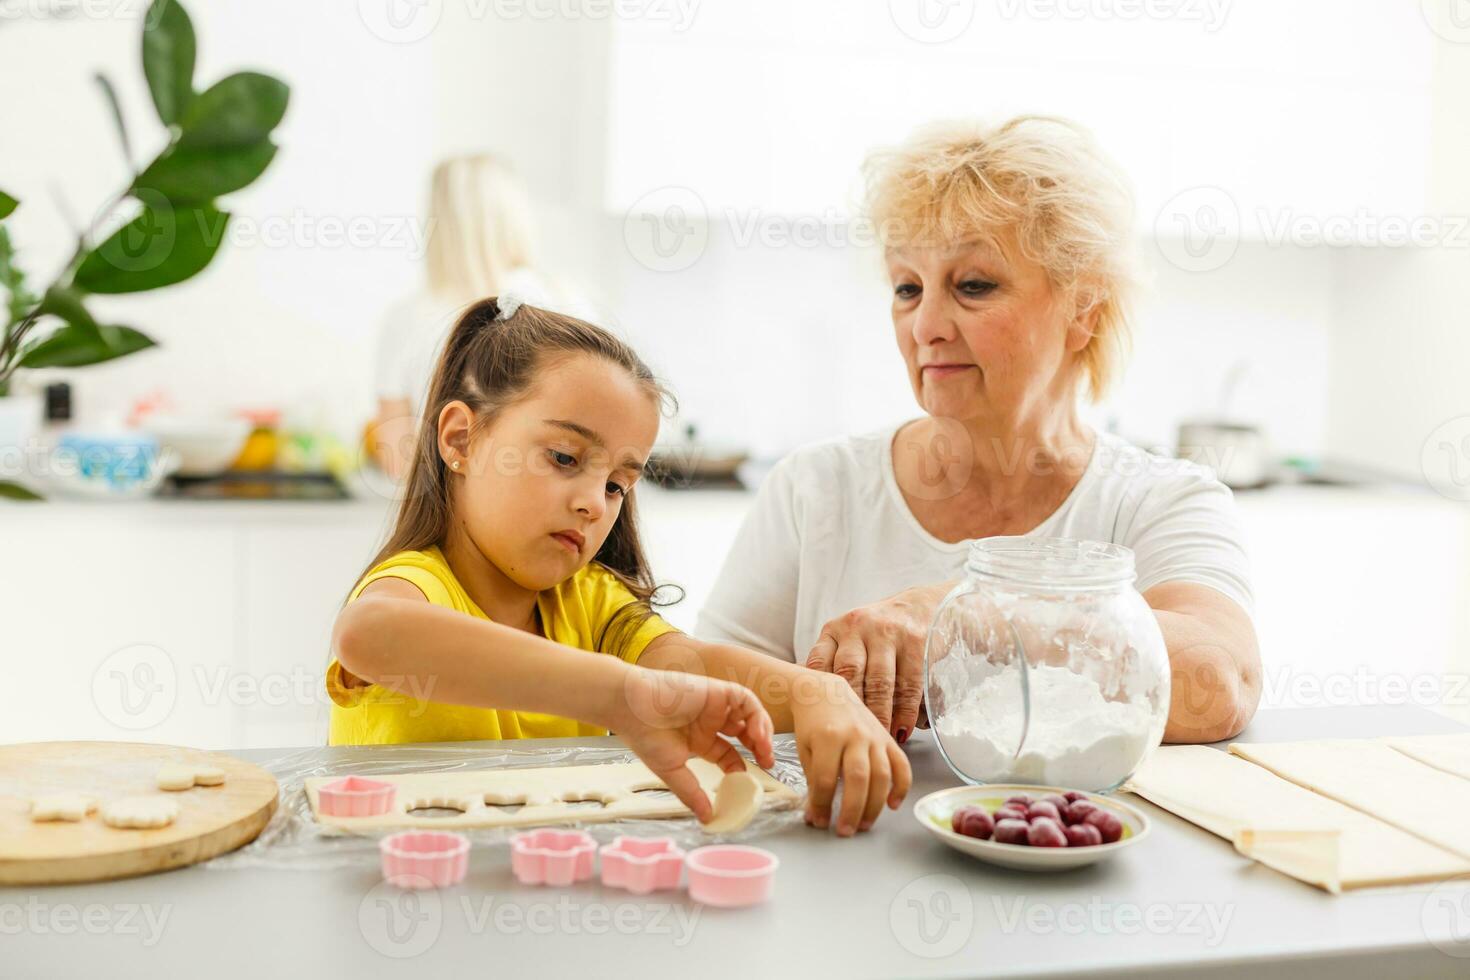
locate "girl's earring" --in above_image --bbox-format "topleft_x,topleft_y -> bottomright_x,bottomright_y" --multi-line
451,460 -> 461,471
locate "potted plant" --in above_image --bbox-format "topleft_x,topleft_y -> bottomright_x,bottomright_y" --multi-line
0,0 -> 288,499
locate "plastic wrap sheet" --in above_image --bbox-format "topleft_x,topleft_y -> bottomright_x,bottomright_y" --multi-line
205,736 -> 807,870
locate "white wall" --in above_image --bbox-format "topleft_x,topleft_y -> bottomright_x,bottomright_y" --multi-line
0,2 -> 1451,472
1325,29 -> 1470,482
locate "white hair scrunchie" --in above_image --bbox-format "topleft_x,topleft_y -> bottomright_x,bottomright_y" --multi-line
496,292 -> 523,321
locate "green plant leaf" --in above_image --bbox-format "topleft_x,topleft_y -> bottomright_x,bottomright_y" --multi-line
0,480 -> 42,501
133,139 -> 278,203
73,203 -> 228,294
178,72 -> 289,149
0,226 -> 38,323
142,0 -> 196,127
19,322 -> 156,369
94,72 -> 135,169
0,189 -> 16,220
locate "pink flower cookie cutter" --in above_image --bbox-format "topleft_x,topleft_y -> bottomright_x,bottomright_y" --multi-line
510,829 -> 597,886
318,776 -> 396,817
599,836 -> 686,894
685,845 -> 779,908
379,830 -> 470,888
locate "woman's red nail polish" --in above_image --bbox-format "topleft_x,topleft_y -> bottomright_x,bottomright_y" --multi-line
897,728 -> 909,744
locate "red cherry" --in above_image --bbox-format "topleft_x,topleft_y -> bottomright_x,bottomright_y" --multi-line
954,808 -> 994,840
1026,801 -> 1062,823
993,818 -> 1030,845
1027,817 -> 1068,847
1063,800 -> 1098,825
1065,823 -> 1104,847
1083,808 -> 1124,844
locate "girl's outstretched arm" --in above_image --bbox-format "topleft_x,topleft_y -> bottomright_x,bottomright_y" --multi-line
332,578 -> 773,820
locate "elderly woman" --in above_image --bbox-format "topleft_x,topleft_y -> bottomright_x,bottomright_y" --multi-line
697,116 -> 1261,749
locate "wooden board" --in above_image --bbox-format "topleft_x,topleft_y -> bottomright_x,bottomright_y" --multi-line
0,741 -> 279,885
1229,739 -> 1470,863
1125,745 -> 1470,892
306,758 -> 799,831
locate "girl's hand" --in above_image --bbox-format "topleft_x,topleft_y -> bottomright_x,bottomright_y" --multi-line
616,669 -> 776,822
792,675 -> 912,836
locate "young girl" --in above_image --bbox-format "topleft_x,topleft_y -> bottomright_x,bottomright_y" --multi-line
330,297 -> 910,834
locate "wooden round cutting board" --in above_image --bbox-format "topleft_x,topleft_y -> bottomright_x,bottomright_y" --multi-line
0,741 -> 279,885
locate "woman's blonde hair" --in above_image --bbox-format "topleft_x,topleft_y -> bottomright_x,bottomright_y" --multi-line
863,116 -> 1140,402
425,155 -> 538,301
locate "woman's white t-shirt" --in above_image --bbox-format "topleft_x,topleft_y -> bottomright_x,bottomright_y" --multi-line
695,424 -> 1255,663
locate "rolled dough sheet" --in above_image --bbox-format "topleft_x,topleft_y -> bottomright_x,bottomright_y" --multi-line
1229,739 -> 1470,863
306,758 -> 798,832
1382,733 -> 1470,781
1125,745 -> 1470,891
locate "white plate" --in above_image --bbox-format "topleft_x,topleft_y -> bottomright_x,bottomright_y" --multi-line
913,783 -> 1151,871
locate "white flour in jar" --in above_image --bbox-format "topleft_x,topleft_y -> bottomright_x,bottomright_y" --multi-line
934,662 -> 1154,790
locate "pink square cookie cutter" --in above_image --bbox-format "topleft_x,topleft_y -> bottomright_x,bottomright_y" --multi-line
318,776 -> 396,817
510,829 -> 597,886
599,836 -> 685,894
379,830 -> 470,888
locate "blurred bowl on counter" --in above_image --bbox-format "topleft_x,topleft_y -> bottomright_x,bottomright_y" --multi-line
48,432 -> 178,500
141,416 -> 252,477
647,423 -> 749,489
1177,420 -> 1272,490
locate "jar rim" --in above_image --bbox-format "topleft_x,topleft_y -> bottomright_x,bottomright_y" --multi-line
964,536 -> 1136,591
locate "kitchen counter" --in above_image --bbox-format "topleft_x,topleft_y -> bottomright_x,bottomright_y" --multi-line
5,705 -> 1468,979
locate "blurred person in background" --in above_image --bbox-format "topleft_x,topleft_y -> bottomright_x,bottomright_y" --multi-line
369,154 -> 587,478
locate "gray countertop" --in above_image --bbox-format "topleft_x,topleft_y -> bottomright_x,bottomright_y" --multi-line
6,705 -> 1470,979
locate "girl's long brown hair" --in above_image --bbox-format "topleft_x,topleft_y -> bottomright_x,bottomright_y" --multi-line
359,296 -> 678,657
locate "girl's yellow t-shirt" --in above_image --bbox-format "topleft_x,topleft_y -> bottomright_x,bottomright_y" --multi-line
326,546 -> 679,745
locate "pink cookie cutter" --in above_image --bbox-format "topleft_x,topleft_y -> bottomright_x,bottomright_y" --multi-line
318,776 -> 396,817
599,836 -> 686,894
510,829 -> 597,886
685,845 -> 779,908
379,830 -> 470,888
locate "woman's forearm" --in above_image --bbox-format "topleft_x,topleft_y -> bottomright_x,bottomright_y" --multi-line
1146,584 -> 1262,743
332,596 -> 632,729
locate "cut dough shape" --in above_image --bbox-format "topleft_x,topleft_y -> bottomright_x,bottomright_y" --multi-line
156,763 -> 226,791
701,771 -> 762,834
101,796 -> 179,830
30,794 -> 97,823
1230,739 -> 1470,863
1125,745 -> 1470,891
1382,733 -> 1470,781
305,758 -> 798,831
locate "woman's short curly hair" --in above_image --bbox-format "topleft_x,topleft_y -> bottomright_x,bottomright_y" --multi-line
863,116 -> 1140,403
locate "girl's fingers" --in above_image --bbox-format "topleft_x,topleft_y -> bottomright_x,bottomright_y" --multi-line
714,687 -> 775,767
700,732 -> 747,775
804,733 -> 843,830
859,742 -> 891,831
886,740 -> 913,809
659,764 -> 713,823
835,740 -> 870,836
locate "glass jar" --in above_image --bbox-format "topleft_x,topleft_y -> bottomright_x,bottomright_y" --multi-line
924,537 -> 1170,792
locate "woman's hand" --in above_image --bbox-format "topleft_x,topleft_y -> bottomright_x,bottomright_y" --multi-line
791,674 -> 912,835
805,581 -> 953,743
615,668 -> 776,822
